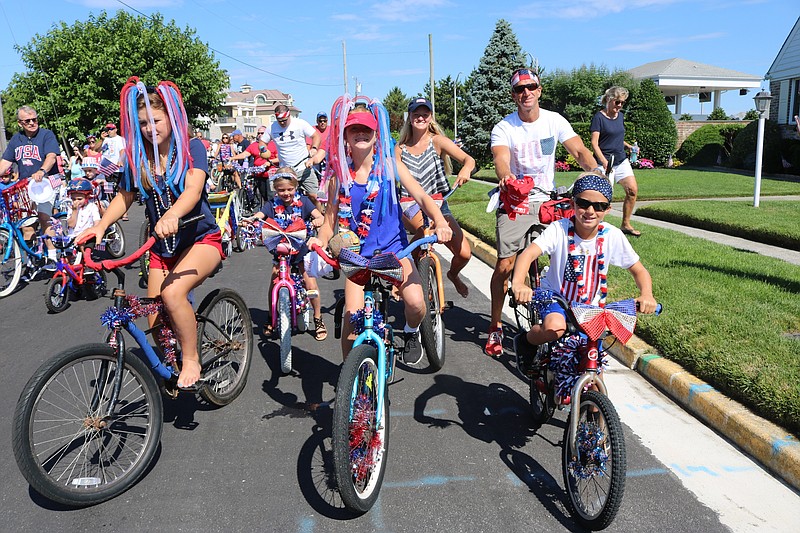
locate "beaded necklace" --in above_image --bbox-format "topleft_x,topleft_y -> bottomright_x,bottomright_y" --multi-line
152,174 -> 177,254
272,192 -> 305,230
567,218 -> 607,307
337,165 -> 379,243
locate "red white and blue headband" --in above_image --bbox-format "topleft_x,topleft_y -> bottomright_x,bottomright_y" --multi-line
276,111 -> 290,120
510,69 -> 540,87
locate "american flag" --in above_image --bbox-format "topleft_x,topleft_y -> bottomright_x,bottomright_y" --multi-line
97,157 -> 120,177
561,253 -> 600,303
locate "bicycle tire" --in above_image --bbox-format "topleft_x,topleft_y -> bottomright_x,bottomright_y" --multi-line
0,229 -> 22,298
82,270 -> 108,301
332,344 -> 389,514
562,390 -> 627,530
529,346 -> 555,427
104,222 -> 125,259
12,344 -> 163,507
138,221 -> 150,287
513,259 -> 541,333
196,288 -> 253,406
417,256 -> 445,371
44,276 -> 71,313
277,287 -> 293,374
231,195 -> 244,253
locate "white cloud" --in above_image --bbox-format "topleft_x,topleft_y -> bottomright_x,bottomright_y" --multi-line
513,0 -> 686,20
369,0 -> 453,22
608,32 -> 725,52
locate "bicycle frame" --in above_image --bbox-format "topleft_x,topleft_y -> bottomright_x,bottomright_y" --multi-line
1,217 -> 45,263
270,253 -> 300,330
565,337 -> 609,459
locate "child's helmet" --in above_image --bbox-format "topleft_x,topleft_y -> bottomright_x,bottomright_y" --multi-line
67,178 -> 94,196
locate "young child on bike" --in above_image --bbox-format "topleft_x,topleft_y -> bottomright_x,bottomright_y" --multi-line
245,167 -> 328,341
510,172 -> 657,374
79,77 -> 223,389
308,95 -> 453,364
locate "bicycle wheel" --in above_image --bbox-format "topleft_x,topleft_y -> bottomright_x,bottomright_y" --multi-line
196,288 -> 253,406
231,197 -> 244,253
44,276 -> 71,313
277,287 -> 293,374
0,228 -> 22,298
513,259 -> 541,333
562,390 -> 627,530
12,343 -> 163,507
104,222 -> 125,259
138,221 -> 150,287
417,256 -> 445,371
332,344 -> 389,514
529,346 -> 555,426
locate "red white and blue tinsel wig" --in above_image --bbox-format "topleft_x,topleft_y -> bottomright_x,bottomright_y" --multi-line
322,94 -> 398,224
119,77 -> 192,201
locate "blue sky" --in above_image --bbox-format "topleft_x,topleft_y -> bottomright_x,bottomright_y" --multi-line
0,0 -> 797,124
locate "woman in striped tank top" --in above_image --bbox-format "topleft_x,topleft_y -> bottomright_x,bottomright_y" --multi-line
396,98 -> 475,298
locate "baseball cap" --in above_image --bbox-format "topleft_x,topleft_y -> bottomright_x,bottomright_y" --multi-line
510,68 -> 540,88
105,123 -> 116,129
344,111 -> 378,131
408,97 -> 432,113
316,112 -> 328,119
231,129 -> 242,136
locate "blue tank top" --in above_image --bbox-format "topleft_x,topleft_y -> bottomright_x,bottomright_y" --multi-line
347,181 -> 407,258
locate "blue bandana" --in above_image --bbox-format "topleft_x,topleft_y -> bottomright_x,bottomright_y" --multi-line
572,174 -> 613,202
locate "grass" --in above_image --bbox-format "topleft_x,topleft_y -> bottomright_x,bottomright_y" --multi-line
451,172 -> 800,435
635,200 -> 800,250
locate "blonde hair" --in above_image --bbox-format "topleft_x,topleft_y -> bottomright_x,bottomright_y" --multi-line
271,166 -> 299,188
398,113 -> 452,175
601,86 -> 629,107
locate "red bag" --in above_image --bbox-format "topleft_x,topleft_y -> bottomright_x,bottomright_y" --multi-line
538,198 -> 574,224
500,176 -> 535,220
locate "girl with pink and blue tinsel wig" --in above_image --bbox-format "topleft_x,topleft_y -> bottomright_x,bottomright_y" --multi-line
79,76 -> 223,388
308,94 -> 453,364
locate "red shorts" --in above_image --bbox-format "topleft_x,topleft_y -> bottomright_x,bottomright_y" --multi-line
149,231 -> 225,271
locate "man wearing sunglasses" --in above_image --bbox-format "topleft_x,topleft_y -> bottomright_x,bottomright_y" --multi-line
485,68 -> 603,357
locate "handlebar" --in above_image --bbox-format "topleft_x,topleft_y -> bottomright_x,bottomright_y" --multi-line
310,234 -> 439,270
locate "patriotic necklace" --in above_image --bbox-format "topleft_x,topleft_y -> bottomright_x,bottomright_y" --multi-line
338,165 -> 379,243
567,218 -> 608,306
272,192 -> 306,230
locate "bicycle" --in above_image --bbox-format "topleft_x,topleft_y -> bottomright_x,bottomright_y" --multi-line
230,164 -> 264,216
12,216 -> 253,507
209,190 -> 244,256
399,185 -> 461,371
43,233 -> 107,313
312,235 -> 437,514
256,217 -> 316,374
515,290 -> 660,529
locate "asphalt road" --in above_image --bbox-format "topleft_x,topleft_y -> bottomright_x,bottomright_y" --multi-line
0,207 -> 797,533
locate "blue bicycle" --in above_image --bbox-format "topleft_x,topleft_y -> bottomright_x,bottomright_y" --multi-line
313,235 -> 437,514
12,217 -> 253,506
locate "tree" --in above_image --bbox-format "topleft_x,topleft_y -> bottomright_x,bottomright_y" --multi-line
416,75 -> 465,136
458,19 -> 526,167
383,86 -> 409,134
743,109 -> 760,121
626,78 -> 677,165
707,107 -> 729,120
2,11 -> 228,147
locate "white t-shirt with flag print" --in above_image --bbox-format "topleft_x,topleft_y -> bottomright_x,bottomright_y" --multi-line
534,218 -> 639,306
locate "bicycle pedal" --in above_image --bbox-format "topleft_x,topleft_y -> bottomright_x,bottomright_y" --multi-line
444,300 -> 453,310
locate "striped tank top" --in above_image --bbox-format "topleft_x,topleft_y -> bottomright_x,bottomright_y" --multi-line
399,138 -> 451,197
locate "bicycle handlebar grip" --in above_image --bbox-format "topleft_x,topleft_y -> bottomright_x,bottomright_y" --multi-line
311,244 -> 339,268
398,234 -> 437,259
654,303 -> 663,315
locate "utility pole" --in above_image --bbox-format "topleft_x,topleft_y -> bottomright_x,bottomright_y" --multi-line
342,40 -> 348,95
0,95 -> 7,152
428,34 -> 435,115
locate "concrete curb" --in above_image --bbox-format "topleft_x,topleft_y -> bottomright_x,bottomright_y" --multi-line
461,228 -> 800,493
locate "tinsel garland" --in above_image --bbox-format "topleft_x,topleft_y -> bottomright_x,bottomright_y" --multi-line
349,308 -> 386,340
100,295 -> 179,365
349,393 -> 383,484
568,421 -> 609,479
291,273 -> 309,315
549,334 -> 607,400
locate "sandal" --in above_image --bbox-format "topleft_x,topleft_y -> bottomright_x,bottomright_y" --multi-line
313,317 -> 327,341
263,322 -> 274,337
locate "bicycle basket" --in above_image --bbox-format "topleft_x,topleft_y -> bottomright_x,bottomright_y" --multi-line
1,178 -> 35,223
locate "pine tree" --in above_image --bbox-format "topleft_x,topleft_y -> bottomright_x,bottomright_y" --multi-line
626,78 -> 677,166
383,86 -> 410,134
458,19 -> 526,168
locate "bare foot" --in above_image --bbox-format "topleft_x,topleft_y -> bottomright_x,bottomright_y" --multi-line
177,357 -> 202,388
447,270 -> 469,298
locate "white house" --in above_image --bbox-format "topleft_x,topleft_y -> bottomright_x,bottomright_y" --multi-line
765,16 -> 800,128
204,84 -> 301,141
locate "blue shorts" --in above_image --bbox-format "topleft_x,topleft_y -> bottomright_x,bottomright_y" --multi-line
534,298 -> 567,322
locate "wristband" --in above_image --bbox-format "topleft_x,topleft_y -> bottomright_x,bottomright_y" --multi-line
593,166 -> 605,175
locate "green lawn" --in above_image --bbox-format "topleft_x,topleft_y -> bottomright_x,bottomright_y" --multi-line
451,172 -> 800,435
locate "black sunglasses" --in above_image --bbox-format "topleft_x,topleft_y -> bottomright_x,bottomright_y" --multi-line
574,197 -> 611,212
19,117 -> 38,124
513,83 -> 539,95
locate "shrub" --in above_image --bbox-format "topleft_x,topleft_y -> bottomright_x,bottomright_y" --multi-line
627,79 -> 677,166
679,113 -> 694,121
781,138 -> 800,174
728,119 -> 783,173
676,123 -> 745,166
743,110 -> 760,121
707,107 -> 729,120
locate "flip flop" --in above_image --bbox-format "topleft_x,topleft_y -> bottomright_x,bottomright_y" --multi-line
621,228 -> 642,237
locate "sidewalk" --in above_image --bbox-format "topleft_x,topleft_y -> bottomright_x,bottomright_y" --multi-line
461,213 -> 800,493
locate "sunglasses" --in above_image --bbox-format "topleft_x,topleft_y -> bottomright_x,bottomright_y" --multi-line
19,117 -> 38,124
613,100 -> 626,106
513,83 -> 539,95
574,197 -> 611,212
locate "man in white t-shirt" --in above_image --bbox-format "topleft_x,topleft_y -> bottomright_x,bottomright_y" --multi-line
484,68 -> 602,357
266,104 -> 325,210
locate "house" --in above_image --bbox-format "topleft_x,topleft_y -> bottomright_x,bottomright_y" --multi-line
765,16 -> 800,130
204,84 -> 301,141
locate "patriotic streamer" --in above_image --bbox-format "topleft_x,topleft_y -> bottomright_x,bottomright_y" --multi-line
570,299 -> 638,343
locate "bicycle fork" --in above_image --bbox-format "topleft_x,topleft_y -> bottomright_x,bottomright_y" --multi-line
566,340 -> 607,457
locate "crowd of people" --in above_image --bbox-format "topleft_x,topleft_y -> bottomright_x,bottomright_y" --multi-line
0,69 -> 657,388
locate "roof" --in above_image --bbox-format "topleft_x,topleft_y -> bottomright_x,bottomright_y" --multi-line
627,58 -> 762,97
766,16 -> 800,80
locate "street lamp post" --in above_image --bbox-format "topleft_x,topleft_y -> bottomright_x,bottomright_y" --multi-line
752,90 -> 772,207
453,72 -> 463,139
